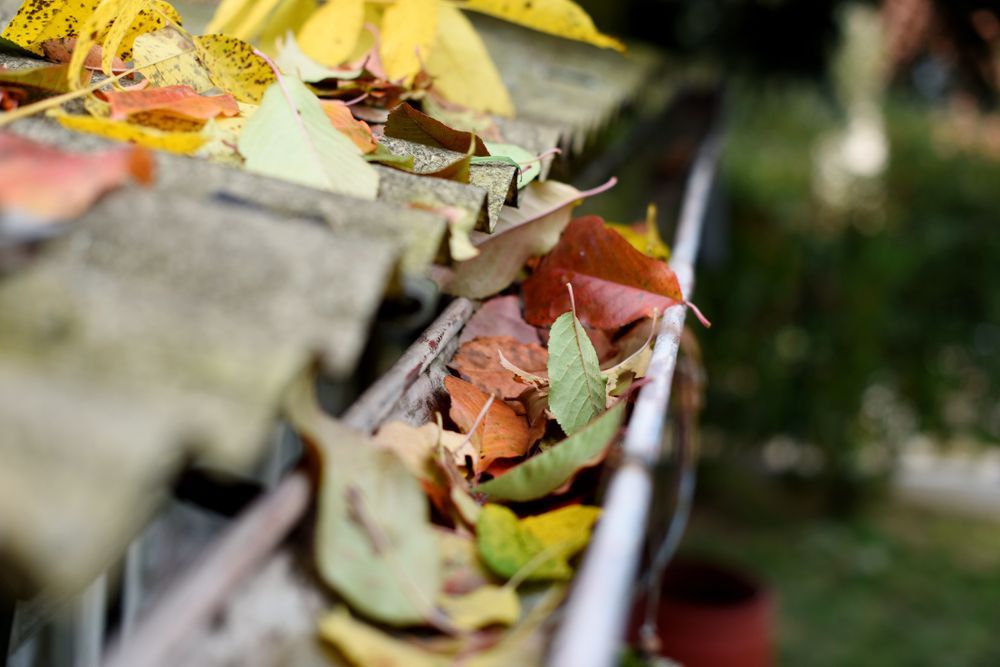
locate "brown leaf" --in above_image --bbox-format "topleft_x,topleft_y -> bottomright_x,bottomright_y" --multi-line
459,295 -> 541,346
384,102 -> 489,155
444,375 -> 530,469
449,335 -> 548,400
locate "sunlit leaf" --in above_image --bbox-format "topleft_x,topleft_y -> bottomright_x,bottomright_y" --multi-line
297,0 -> 364,66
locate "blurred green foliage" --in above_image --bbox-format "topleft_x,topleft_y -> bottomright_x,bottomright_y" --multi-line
697,83 -> 1000,504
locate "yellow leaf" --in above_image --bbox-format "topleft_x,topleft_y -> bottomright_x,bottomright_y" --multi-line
344,3 -> 383,63
297,0 -> 364,67
69,0 -> 147,84
132,28 -> 216,92
380,0 -> 438,83
117,1 -> 184,60
457,0 -> 624,51
226,0 -> 287,41
257,0 -> 316,56
607,203 -> 671,261
195,34 -> 276,104
55,113 -> 206,153
319,606 -> 449,667
425,2 -> 512,116
521,504 -> 601,561
438,585 -> 520,630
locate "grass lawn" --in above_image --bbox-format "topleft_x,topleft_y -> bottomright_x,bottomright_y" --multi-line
678,503 -> 1000,666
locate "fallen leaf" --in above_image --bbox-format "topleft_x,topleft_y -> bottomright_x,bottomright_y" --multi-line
606,203 -> 670,262
55,113 -> 207,153
373,421 -> 475,474
286,377 -> 441,626
437,529 -> 492,595
483,141 -> 537,188
457,0 -> 624,51
257,0 -> 316,55
380,0 -> 437,83
0,63 -> 75,100
523,215 -> 685,328
435,180 -> 602,298
0,132 -> 152,225
449,336 -> 548,400
438,585 -> 520,630
475,504 -> 572,581
194,34 -> 276,104
521,505 -> 601,561
238,77 -> 379,199
132,29 -> 216,93
384,103 -> 489,156
602,317 -> 655,397
444,375 -> 530,469
321,99 -> 376,153
547,304 -> 607,435
319,606 -> 449,667
68,0 -> 147,81
100,84 -> 239,121
297,0 -> 364,66
275,31 -> 364,81
425,2 -> 513,116
459,295 -> 541,346
40,37 -> 127,72
473,403 -> 623,502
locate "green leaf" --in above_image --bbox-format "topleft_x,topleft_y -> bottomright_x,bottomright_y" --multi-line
547,310 -> 607,435
473,403 -> 623,502
285,376 -> 440,625
238,77 -> 378,199
483,140 -> 538,188
475,504 -> 572,581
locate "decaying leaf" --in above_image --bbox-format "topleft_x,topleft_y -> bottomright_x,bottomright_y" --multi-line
285,376 -> 441,626
425,2 -> 513,116
606,203 -> 670,261
473,403 -> 623,502
0,132 -> 152,225
444,375 -> 530,469
0,63 -> 75,101
459,295 -> 541,346
296,0 -> 364,66
373,420 -> 475,475
438,584 -> 520,630
238,77 -> 379,199
54,113 -> 207,153
457,0 -> 624,51
602,316 -> 656,397
101,84 -> 239,121
194,34 -> 276,104
449,336 -> 547,400
436,180 -> 601,298
132,29 -> 216,92
384,103 -> 489,156
380,0 -> 437,83
523,215 -> 685,328
547,303 -> 607,436
40,37 -> 126,72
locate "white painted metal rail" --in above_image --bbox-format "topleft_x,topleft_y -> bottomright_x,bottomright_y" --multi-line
549,129 -> 722,667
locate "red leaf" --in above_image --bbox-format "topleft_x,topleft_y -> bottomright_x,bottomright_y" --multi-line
523,216 -> 685,328
449,336 -> 548,400
100,85 -> 240,121
444,376 -> 531,469
0,133 -> 153,222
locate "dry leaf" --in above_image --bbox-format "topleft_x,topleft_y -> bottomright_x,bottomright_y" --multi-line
444,375 -> 530,469
449,336 -> 548,400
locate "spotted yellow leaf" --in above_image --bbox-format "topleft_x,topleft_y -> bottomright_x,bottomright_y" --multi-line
195,34 -> 275,104
132,28 -> 216,92
55,113 -> 206,153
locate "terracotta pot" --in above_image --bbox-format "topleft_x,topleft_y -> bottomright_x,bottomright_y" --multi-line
630,559 -> 775,667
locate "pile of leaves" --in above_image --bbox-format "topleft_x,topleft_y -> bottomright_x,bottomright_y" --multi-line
286,204 -> 707,664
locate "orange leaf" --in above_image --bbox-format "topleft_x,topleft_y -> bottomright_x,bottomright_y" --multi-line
100,84 -> 240,121
320,99 -> 377,154
0,133 -> 153,223
41,37 -> 127,73
523,216 -> 685,328
449,335 -> 548,400
444,376 -> 531,469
